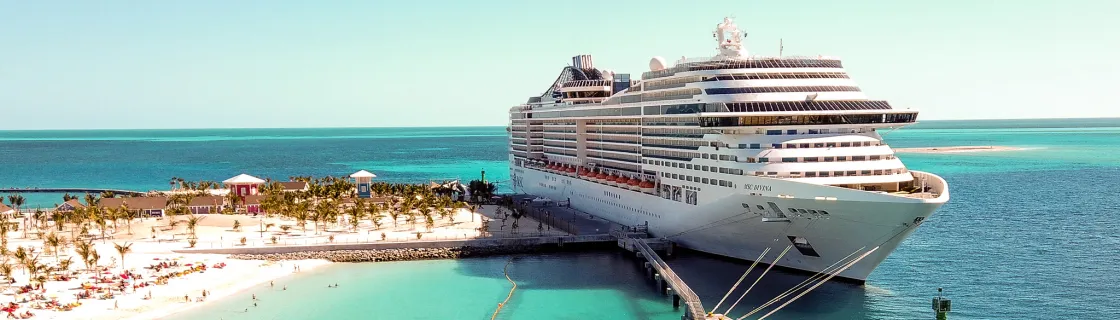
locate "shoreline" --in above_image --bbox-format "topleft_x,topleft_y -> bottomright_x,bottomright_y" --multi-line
893,146 -> 1031,154
113,258 -> 330,320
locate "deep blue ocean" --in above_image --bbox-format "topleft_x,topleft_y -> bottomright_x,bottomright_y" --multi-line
1,118 -> 1118,319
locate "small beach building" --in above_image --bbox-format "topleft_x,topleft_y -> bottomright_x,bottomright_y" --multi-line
0,204 -> 15,220
188,195 -> 225,214
241,195 -> 263,214
350,170 -> 377,198
278,181 -> 309,193
224,174 -> 266,197
99,196 -> 169,217
55,199 -> 85,212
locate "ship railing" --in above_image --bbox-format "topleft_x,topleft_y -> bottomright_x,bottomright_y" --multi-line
672,54 -> 840,65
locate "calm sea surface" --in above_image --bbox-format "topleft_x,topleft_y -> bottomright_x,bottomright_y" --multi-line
1,118 -> 1118,319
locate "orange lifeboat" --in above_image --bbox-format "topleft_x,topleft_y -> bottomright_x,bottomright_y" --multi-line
626,177 -> 641,191
639,180 -> 656,193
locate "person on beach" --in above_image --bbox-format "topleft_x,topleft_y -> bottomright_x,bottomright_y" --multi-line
252,294 -> 257,300
185,295 -> 189,302
270,281 -> 274,288
283,285 -> 287,291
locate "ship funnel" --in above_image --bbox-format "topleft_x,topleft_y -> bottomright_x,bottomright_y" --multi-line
572,54 -> 594,70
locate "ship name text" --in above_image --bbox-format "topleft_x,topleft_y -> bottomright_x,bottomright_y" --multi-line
744,184 -> 772,192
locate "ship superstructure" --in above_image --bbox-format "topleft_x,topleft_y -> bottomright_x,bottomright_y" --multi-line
507,17 -> 948,281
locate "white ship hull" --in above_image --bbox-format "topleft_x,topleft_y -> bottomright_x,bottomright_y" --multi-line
510,166 -> 948,281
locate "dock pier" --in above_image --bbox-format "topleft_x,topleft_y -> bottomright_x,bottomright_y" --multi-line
616,231 -> 707,320
0,188 -> 145,196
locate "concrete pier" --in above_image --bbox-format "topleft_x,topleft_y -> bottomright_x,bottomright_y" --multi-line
617,232 -> 707,320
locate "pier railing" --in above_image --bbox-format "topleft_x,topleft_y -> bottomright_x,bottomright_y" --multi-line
624,234 -> 707,320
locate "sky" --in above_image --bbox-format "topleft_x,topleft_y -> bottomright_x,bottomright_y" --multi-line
1,0 -> 1117,130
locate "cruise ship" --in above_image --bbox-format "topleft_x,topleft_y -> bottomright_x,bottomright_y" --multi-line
506,18 -> 949,282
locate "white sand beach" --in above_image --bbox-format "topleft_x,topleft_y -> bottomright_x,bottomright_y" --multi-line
892,146 -> 1030,154
0,200 -> 556,320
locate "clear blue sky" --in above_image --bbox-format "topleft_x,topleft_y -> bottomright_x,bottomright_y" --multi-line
1,0 -> 1116,130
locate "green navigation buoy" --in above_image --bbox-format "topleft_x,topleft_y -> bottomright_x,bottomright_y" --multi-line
932,287 -> 951,320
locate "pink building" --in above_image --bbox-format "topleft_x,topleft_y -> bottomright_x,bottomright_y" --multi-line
223,174 -> 265,197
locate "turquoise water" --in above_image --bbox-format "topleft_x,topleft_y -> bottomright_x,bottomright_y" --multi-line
2,119 -> 1119,319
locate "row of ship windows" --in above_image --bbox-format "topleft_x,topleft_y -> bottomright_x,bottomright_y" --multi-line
657,185 -> 697,205
641,59 -> 844,80
704,86 -> 861,95
646,159 -> 745,175
736,140 -> 879,149
662,172 -> 738,188
764,128 -> 868,135
702,72 -> 850,81
705,114 -> 916,128
753,168 -> 907,178
760,154 -> 897,163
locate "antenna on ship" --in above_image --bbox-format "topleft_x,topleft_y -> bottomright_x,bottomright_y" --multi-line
779,38 -> 784,57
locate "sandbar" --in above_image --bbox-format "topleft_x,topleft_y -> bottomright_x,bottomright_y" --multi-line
893,146 -> 1030,154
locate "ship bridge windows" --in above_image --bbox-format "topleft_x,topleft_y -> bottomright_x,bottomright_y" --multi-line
705,86 -> 861,95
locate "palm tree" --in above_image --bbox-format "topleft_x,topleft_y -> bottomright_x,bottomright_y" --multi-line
59,257 -> 73,273
225,192 -> 242,214
186,215 -> 205,239
113,242 -> 133,271
119,204 -> 133,235
44,233 -> 62,260
7,194 -> 25,238
24,256 -> 44,286
32,208 -> 46,235
12,247 -> 28,273
0,221 -> 9,246
389,208 -> 400,228
95,215 -> 109,243
292,201 -> 311,233
75,240 -> 94,270
87,250 -> 100,271
347,203 -> 364,232
312,199 -> 336,234
0,261 -> 12,284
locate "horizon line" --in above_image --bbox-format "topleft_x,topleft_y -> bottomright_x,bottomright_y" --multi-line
2,116 -> 1118,132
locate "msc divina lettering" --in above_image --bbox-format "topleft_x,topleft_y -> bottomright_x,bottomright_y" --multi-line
506,17 -> 949,282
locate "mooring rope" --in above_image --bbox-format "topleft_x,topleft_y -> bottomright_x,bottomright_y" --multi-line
491,256 -> 518,320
